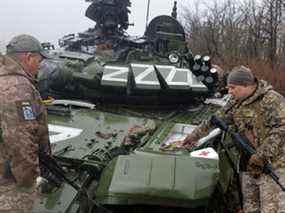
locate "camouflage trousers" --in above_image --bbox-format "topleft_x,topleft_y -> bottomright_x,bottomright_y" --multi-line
0,183 -> 40,213
242,170 -> 285,213
0,141 -> 8,177
0,137 -> 51,187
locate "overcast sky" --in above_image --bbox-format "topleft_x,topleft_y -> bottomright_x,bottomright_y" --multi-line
0,0 -> 189,52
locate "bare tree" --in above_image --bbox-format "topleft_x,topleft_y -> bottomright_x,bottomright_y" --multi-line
181,0 -> 284,64
262,0 -> 284,65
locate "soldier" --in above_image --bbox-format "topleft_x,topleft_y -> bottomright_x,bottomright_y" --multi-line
0,34 -> 52,211
180,66 -> 285,212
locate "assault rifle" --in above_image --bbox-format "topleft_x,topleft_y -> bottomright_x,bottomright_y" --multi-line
210,115 -> 285,191
39,154 -> 80,191
39,153 -> 112,213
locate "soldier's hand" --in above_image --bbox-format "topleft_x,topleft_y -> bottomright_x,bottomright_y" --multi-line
182,140 -> 197,150
246,163 -> 263,178
248,154 -> 264,178
160,140 -> 184,151
248,154 -> 264,167
181,136 -> 198,150
252,170 -> 263,178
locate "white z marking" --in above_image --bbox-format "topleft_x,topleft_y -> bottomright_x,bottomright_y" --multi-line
102,66 -> 129,82
48,124 -> 83,144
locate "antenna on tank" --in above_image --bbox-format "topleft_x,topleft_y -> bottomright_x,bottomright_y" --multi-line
145,0 -> 151,32
171,1 -> 177,19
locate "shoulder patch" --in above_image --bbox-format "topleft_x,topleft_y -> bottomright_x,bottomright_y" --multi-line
263,90 -> 280,104
17,101 -> 36,121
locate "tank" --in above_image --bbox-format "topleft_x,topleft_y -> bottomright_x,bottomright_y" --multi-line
34,1 -> 238,213
38,0 -> 221,105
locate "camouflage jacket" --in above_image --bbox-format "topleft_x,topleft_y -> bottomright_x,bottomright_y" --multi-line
190,80 -> 285,170
0,55 -> 51,187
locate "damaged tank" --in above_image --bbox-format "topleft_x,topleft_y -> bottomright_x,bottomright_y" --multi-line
33,98 -> 234,213
34,1 -> 239,213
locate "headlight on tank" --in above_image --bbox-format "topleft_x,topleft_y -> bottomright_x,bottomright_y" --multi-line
168,52 -> 180,64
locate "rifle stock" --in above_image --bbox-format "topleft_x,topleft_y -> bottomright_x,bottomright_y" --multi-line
39,153 -> 80,191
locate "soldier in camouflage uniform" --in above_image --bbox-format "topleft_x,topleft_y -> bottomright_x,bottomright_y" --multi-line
181,66 -> 285,213
0,34 -> 52,212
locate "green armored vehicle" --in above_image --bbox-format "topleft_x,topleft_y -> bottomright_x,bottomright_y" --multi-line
34,96 -> 236,213
34,1 -> 239,212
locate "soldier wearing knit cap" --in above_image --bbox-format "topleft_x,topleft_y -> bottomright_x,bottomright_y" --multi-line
227,65 -> 256,86
226,66 -> 258,103
169,65 -> 285,212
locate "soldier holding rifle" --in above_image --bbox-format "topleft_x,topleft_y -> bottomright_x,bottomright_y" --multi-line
179,66 -> 285,212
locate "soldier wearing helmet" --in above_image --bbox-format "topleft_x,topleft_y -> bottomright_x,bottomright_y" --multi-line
0,34 -> 52,211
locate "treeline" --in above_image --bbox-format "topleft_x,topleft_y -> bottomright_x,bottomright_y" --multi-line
181,0 -> 285,94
